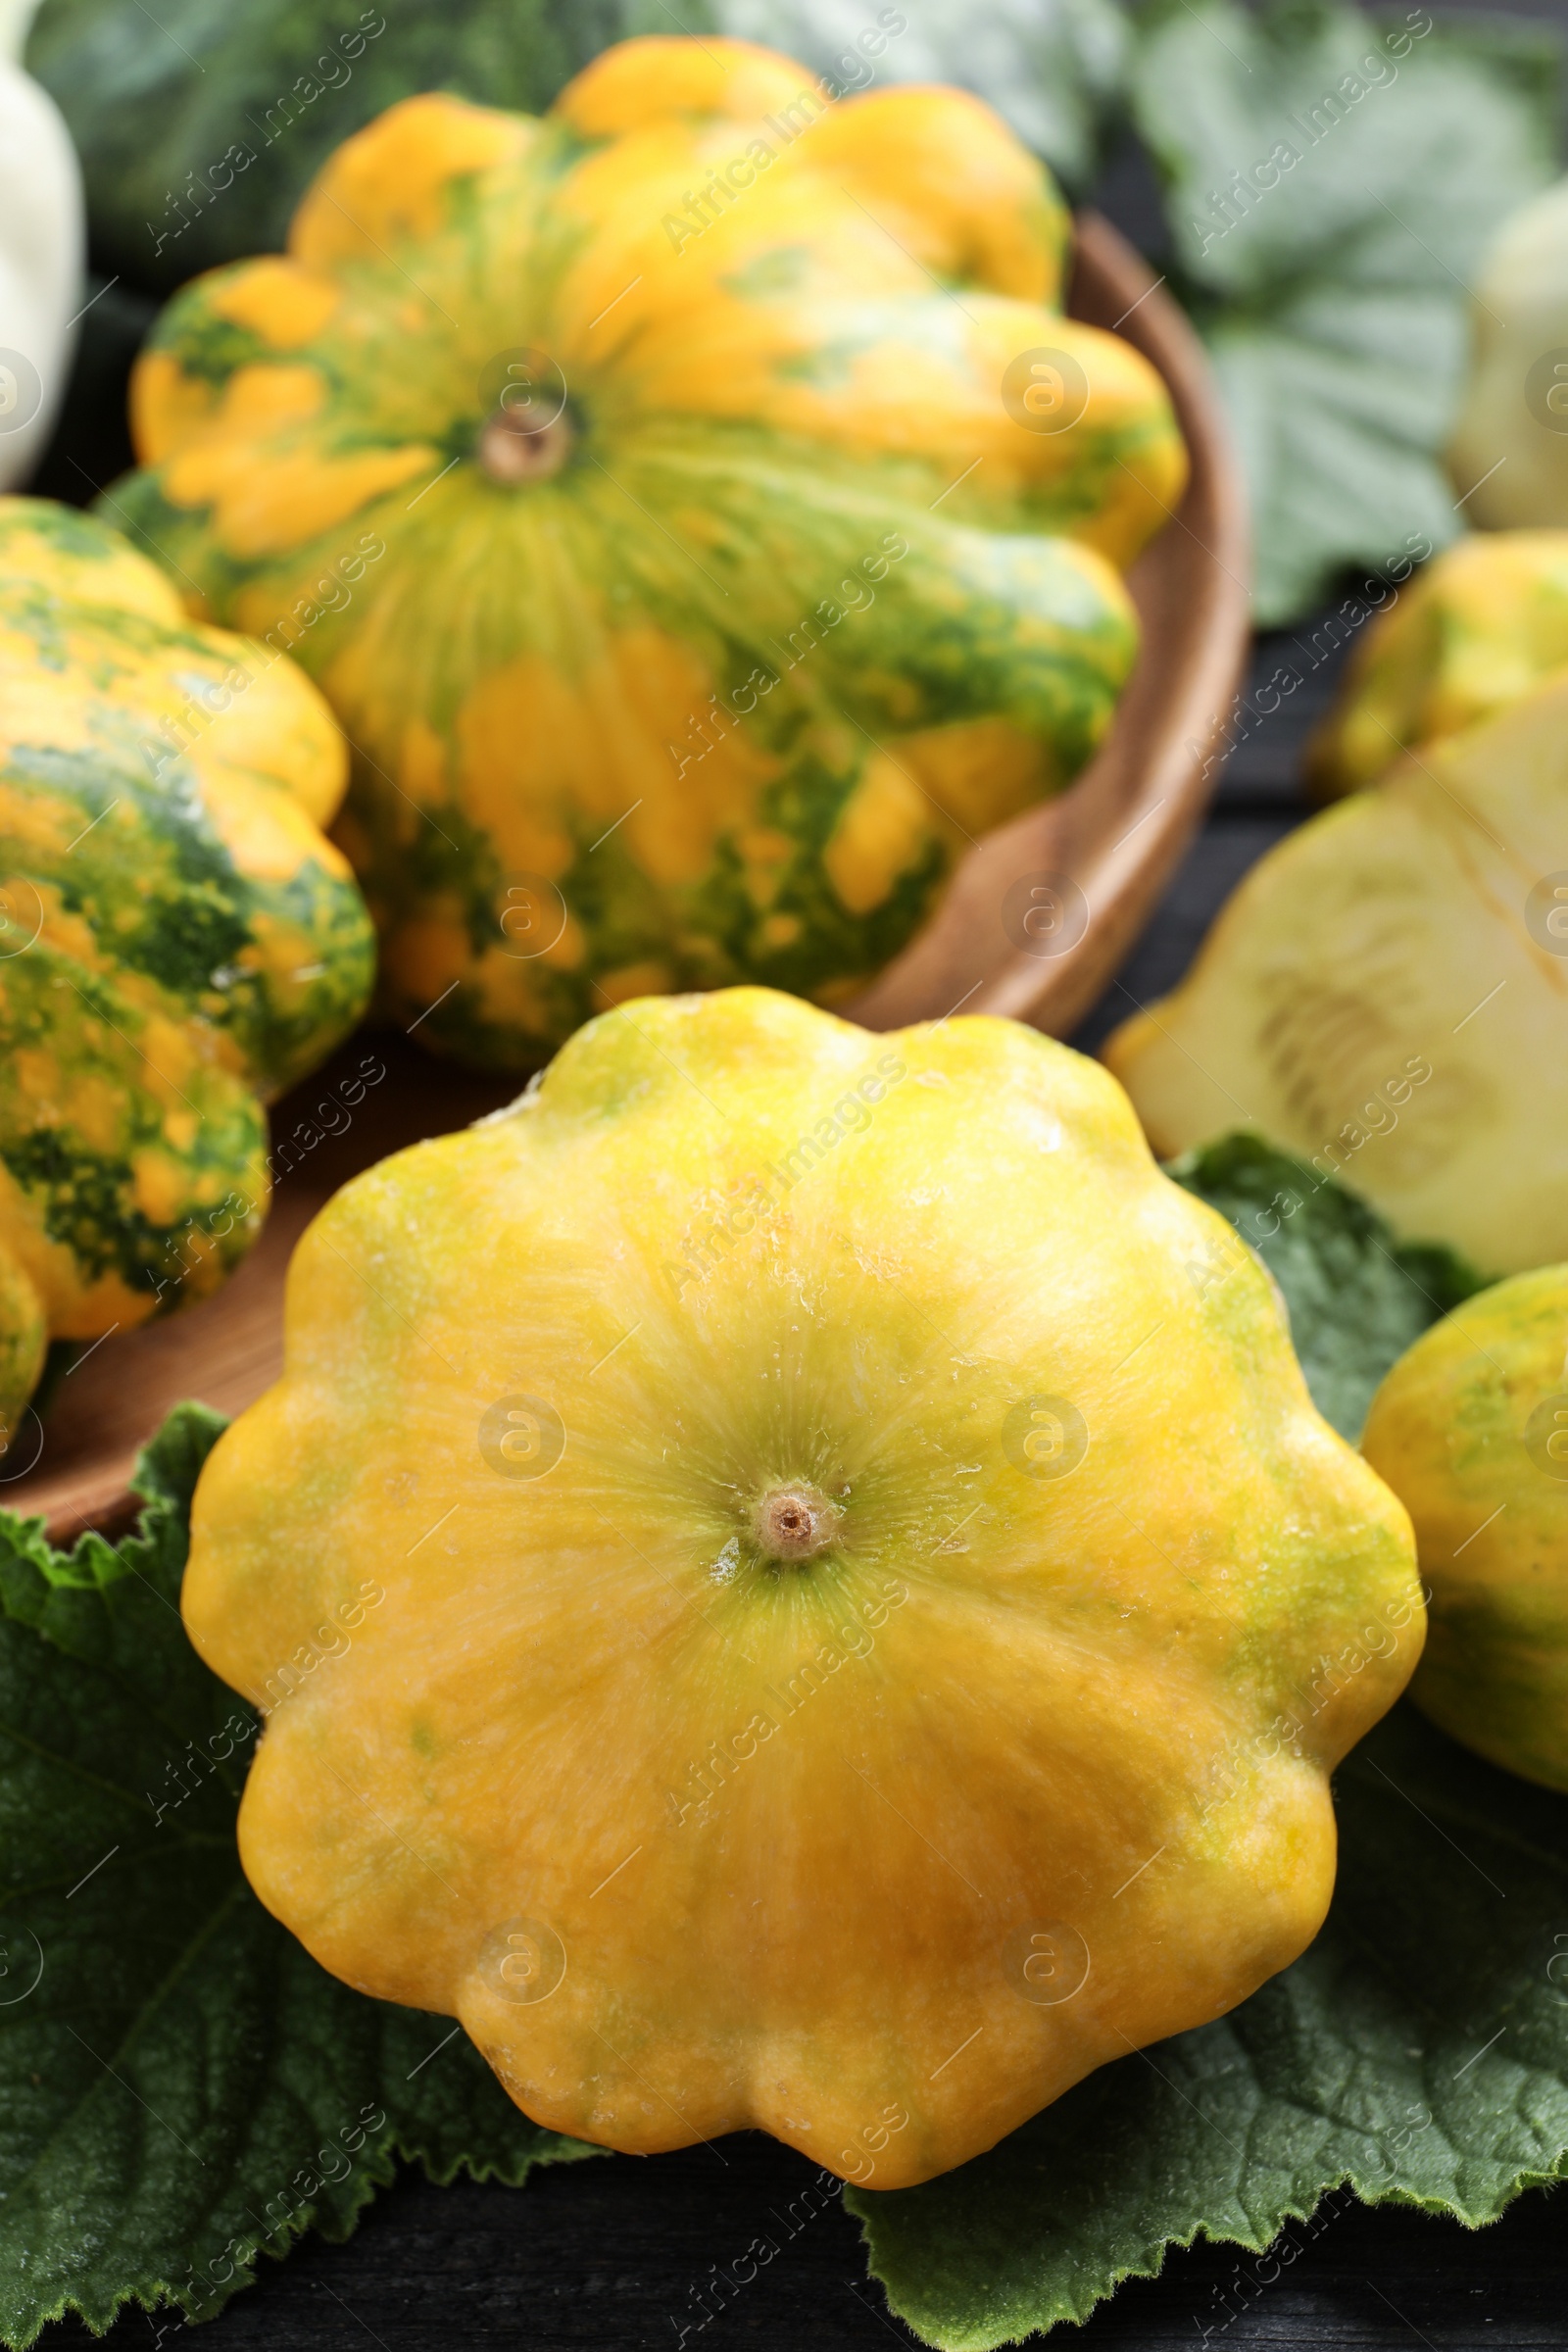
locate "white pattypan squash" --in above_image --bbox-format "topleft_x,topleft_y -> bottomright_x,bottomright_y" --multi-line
1448,176 -> 1568,530
0,0 -> 83,489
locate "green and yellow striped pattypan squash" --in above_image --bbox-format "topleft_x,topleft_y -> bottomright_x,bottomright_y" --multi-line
0,497 -> 372,1456
109,35 -> 1187,1067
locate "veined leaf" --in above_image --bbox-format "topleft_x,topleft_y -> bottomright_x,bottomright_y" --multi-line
852,1705 -> 1568,2348
1128,0 -> 1563,623
848,1147 -> 1568,2349
1168,1131 -> 1485,1441
712,0 -> 1129,192
0,1145 -> 1557,2352
0,1406 -> 597,2350
25,0 -> 715,295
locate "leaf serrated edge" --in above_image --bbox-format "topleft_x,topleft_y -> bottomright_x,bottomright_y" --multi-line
0,1402 -> 601,2350
0,2079 -> 605,2349
849,2144 -> 1568,2352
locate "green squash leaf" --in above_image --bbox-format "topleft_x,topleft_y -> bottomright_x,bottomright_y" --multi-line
24,0 -> 717,296
0,1404 -> 598,2351
1167,1130 -> 1486,1441
711,0 -> 1129,193
846,1142 -> 1557,2349
0,1150 -> 1549,2352
850,1700 -> 1568,2348
1127,0 -> 1563,625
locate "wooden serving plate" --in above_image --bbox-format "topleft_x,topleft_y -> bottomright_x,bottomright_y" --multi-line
6,211 -> 1250,1547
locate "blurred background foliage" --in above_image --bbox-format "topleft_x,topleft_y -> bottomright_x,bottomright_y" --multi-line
24,0 -> 1566,621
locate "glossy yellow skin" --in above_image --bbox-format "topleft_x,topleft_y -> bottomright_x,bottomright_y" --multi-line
1104,673 -> 1568,1276
1307,532 -> 1568,799
1363,1266 -> 1568,1792
185,989 -> 1419,2187
0,497 -> 370,1407
115,37 -> 1188,1062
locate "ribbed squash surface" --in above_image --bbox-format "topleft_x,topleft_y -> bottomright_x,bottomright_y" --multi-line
184,989 -> 1418,2187
0,498 -> 372,1447
1364,1264 -> 1568,1794
110,37 -> 1187,1065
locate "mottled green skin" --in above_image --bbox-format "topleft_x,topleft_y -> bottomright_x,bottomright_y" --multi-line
102,66 -> 1170,1064
1362,1264 -> 1568,1792
0,497 -> 372,1341
0,940 -> 268,1321
2,506 -> 374,1100
112,408 -> 1138,1065
394,768 -> 949,1071
0,1247 -> 46,1465
1,704 -> 371,1106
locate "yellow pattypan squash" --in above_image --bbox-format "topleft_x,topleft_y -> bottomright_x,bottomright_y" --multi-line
1364,1264 -> 1568,1794
1307,530 -> 1568,799
183,988 -> 1418,2187
107,36 -> 1187,1066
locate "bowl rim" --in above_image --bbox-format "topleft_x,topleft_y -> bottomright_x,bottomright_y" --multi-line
844,207 -> 1252,1040
24,210 -> 1251,1546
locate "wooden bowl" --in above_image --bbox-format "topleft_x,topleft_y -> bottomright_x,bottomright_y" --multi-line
847,212 -> 1250,1034
6,211 -> 1250,1547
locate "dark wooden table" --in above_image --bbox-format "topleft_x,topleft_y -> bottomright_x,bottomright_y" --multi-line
30,164 -> 1567,2352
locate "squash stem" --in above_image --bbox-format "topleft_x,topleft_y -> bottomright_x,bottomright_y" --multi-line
478,408 -> 573,485
754,1482 -> 841,1563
